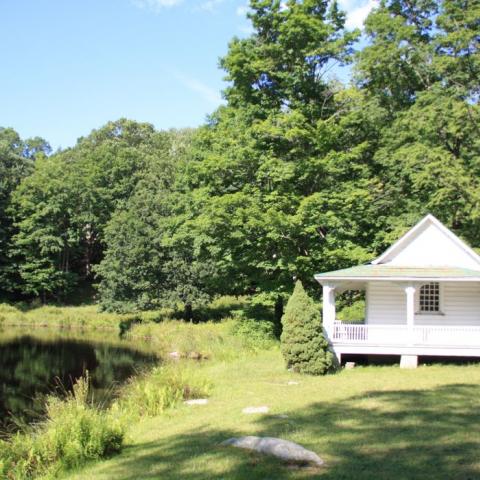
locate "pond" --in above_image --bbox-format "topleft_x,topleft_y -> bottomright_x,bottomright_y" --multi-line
0,328 -> 159,433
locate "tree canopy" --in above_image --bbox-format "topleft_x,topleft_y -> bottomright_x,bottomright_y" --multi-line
1,0 -> 478,317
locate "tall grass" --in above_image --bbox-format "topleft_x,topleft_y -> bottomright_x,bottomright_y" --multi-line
0,304 -> 122,330
0,295 -> 271,335
127,318 -> 278,361
115,364 -> 211,419
0,376 -> 124,479
0,364 -> 212,479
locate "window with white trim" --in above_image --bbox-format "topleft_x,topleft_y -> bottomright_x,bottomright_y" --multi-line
419,282 -> 440,313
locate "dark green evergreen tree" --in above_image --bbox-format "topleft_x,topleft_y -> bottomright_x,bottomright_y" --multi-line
281,281 -> 333,375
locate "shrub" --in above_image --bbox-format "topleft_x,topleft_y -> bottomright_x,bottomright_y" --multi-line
0,375 -> 124,479
230,314 -> 277,350
182,295 -> 249,323
0,303 -> 21,315
337,299 -> 365,323
280,281 -> 334,375
119,314 -> 143,337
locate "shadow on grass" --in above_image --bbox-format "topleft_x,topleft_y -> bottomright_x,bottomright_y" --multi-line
87,383 -> 480,480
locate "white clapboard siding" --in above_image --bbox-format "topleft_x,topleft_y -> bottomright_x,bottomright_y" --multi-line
366,281 -> 480,326
366,282 -> 406,324
415,282 -> 480,326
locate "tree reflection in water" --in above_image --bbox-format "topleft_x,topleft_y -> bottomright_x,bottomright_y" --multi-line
0,331 -> 158,431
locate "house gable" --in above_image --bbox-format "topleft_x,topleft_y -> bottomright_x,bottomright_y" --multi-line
372,214 -> 480,270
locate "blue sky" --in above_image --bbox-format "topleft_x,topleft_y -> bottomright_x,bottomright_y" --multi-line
0,0 -> 376,150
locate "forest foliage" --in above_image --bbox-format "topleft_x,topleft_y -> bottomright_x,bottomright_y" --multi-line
0,0 -> 478,321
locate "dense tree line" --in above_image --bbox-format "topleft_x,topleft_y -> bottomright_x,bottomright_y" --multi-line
0,129 -> 51,299
0,0 -> 478,321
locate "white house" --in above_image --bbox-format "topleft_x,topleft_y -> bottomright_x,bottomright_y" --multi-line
315,214 -> 480,368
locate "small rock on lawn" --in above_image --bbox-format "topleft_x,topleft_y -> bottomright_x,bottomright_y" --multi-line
184,399 -> 208,405
242,406 -> 269,414
221,436 -> 324,467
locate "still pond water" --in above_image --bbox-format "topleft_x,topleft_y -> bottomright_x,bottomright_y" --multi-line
0,328 -> 159,432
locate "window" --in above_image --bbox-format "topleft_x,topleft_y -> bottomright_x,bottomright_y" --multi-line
419,282 -> 440,313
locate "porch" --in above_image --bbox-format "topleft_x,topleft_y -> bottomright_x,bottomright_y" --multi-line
315,266 -> 480,364
314,216 -> 480,365
331,322 -> 480,356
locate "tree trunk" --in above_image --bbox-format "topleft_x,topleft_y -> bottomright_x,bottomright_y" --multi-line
184,303 -> 193,323
274,295 -> 284,338
83,224 -> 97,279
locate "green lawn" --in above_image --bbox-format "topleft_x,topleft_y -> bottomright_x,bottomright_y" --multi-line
64,350 -> 480,480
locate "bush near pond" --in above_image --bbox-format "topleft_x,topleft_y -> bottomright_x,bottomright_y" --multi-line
0,362 -> 211,479
0,377 -> 124,480
127,317 -> 278,361
229,314 -> 277,350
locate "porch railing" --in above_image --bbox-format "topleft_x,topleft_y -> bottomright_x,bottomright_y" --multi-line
331,322 -> 480,348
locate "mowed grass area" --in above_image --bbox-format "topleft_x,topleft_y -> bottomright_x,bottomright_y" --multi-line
64,350 -> 480,480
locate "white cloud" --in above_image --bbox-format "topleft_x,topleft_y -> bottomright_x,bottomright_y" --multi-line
236,4 -> 249,16
132,0 -> 183,11
197,0 -> 225,12
132,0 -> 377,25
171,70 -> 223,106
338,0 -> 378,30
133,0 -> 228,13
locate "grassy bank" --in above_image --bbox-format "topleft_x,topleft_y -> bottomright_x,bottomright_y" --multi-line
4,313 -> 480,479
0,377 -> 124,479
0,304 -> 123,330
0,357 -> 212,479
125,318 -> 276,359
0,295 -> 252,331
0,316 -> 273,479
62,348 -> 480,479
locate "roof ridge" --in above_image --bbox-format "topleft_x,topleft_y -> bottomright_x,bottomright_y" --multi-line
372,214 -> 480,267
315,264 -> 480,282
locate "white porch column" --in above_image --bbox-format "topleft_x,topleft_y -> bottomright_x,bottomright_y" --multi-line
405,285 -> 416,345
322,284 -> 336,337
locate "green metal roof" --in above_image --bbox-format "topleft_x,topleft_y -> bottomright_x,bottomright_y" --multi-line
314,265 -> 480,281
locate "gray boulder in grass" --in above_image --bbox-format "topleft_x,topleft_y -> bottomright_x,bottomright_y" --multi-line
221,436 -> 324,467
